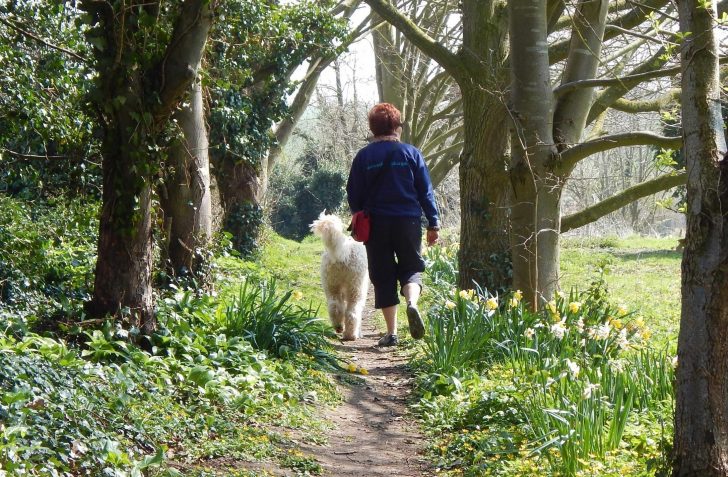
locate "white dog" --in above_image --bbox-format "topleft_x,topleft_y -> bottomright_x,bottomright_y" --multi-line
310,211 -> 369,340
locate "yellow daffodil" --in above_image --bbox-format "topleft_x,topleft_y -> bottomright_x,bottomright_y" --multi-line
617,306 -> 628,316
346,363 -> 357,373
292,290 -> 304,300
546,300 -> 558,315
612,319 -> 623,330
458,289 -> 470,300
485,297 -> 498,310
508,297 -> 519,309
445,300 -> 457,310
514,290 -> 523,301
358,367 -> 369,375
641,329 -> 652,340
635,316 -> 645,329
568,301 -> 581,313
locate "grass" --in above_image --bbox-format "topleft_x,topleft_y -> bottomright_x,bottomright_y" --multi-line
560,235 -> 681,349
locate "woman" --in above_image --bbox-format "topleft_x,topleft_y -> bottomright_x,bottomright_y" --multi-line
346,103 -> 440,347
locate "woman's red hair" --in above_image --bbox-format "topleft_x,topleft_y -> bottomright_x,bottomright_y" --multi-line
368,103 -> 402,136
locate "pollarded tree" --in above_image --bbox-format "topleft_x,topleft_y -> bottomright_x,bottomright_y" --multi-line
672,0 -> 728,473
80,0 -> 214,333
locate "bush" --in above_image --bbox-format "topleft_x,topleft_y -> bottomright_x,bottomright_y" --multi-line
0,196 -> 97,331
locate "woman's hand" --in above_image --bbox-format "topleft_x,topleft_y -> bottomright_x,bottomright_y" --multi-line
426,229 -> 439,246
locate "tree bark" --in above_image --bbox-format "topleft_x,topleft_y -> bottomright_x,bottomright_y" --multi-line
161,75 -> 212,277
673,0 -> 728,474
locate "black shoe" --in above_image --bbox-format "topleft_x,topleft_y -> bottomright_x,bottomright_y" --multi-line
377,333 -> 399,347
407,304 -> 425,340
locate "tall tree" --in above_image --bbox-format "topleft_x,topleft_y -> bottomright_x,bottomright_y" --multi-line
672,0 -> 728,473
80,0 -> 214,333
365,0 -> 693,300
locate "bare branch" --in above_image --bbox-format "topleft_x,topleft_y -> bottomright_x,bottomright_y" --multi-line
554,65 -> 681,96
363,0 -> 463,78
561,171 -> 687,232
559,131 -> 682,171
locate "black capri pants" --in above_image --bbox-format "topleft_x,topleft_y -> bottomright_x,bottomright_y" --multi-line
365,215 -> 425,309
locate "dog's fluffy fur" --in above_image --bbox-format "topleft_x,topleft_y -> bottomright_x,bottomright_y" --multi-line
310,211 -> 369,340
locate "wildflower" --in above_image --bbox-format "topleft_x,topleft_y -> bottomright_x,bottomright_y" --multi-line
635,316 -> 646,329
565,359 -> 580,377
612,319 -> 624,330
358,367 -> 369,375
292,290 -> 304,300
346,363 -> 357,373
595,323 -> 611,340
485,297 -> 499,310
551,312 -> 562,323
524,328 -> 535,339
508,297 -> 519,309
459,289 -> 470,300
551,320 -> 567,340
641,328 -> 653,340
617,306 -> 628,316
671,356 -> 678,369
617,328 -> 629,350
445,300 -> 456,310
545,377 -> 555,387
568,302 -> 581,314
576,317 -> 585,333
556,291 -> 566,299
583,382 -> 600,399
545,300 -> 558,315
514,290 -> 523,301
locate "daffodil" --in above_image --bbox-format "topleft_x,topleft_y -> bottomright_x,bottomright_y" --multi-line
556,290 -> 566,299
612,318 -> 623,330
514,290 -> 523,301
524,328 -> 535,339
485,297 -> 498,310
568,301 -> 581,313
617,306 -> 628,316
292,290 -> 304,300
346,363 -> 357,373
358,367 -> 369,375
641,328 -> 653,340
545,300 -> 558,315
458,289 -> 470,300
551,320 -> 567,340
565,358 -> 580,377
445,300 -> 456,310
508,297 -> 519,309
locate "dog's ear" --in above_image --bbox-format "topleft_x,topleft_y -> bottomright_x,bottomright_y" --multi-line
319,209 -> 327,219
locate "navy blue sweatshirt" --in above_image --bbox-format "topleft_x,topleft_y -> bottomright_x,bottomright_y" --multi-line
346,140 -> 440,229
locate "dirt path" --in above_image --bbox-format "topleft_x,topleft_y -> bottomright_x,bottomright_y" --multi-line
300,306 -> 433,477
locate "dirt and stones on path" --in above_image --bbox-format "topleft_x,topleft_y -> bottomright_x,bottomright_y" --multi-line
300,307 -> 434,477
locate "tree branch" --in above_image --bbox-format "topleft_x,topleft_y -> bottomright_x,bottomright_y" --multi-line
0,16 -> 88,63
611,88 -> 681,113
363,0 -> 463,78
155,0 -> 214,125
559,131 -> 682,171
561,171 -> 687,232
549,0 -> 670,64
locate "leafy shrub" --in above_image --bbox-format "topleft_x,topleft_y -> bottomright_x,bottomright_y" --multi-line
0,196 -> 97,331
220,280 -> 337,367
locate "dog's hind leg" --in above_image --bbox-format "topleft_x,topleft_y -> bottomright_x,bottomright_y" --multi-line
328,299 -> 345,334
343,288 -> 367,340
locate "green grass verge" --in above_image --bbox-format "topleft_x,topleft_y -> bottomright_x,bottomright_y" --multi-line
561,235 -> 681,349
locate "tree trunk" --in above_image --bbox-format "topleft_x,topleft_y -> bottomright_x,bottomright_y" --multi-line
508,0 -> 559,307
457,87 -> 512,291
86,87 -> 155,332
673,0 -> 728,474
161,75 -> 212,277
212,156 -> 262,255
